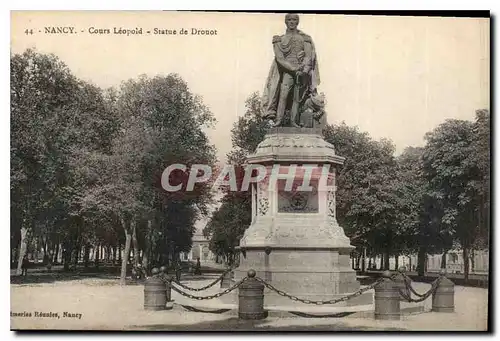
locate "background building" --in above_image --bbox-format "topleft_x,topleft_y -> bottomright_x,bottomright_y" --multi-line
366,249 -> 489,274
181,220 -> 216,264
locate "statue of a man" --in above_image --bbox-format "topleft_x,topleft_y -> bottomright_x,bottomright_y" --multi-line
261,14 -> 320,127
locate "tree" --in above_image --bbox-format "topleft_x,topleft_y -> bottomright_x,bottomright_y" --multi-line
469,109 -> 490,251
11,49 -> 72,273
396,147 -> 454,275
324,124 -> 408,270
11,49 -> 119,273
228,92 -> 271,159
395,147 -> 424,258
79,74 -> 217,284
204,92 -> 270,263
422,116 -> 487,280
11,49 -> 218,282
204,191 -> 251,265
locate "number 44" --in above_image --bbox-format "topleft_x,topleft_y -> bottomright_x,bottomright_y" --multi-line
24,29 -> 33,35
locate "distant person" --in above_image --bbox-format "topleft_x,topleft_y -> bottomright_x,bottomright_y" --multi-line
175,260 -> 182,282
135,263 -> 146,280
21,255 -> 29,276
194,257 -> 202,275
131,263 -> 146,280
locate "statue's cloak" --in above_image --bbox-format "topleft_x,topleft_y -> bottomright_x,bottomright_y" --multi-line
261,30 -> 320,118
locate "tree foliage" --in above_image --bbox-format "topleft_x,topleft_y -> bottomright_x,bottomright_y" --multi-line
11,49 -> 490,281
421,110 -> 490,279
203,92 -> 270,264
11,50 -> 217,282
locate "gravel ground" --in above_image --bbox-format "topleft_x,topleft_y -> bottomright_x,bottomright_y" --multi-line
10,276 -> 489,331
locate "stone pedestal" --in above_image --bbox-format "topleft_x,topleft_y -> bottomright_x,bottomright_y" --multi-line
228,127 -> 369,307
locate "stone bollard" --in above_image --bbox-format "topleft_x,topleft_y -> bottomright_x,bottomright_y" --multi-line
220,270 -> 233,288
432,269 -> 455,313
374,270 -> 401,320
238,269 -> 266,320
395,266 -> 410,302
160,266 -> 173,308
144,267 -> 167,311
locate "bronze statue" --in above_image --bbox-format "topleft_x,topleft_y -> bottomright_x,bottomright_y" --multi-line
300,93 -> 327,128
261,14 -> 323,127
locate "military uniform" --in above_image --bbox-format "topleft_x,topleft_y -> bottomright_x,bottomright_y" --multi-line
272,32 -> 313,125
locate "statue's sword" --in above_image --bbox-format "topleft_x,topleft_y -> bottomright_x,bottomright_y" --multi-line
290,72 -> 302,127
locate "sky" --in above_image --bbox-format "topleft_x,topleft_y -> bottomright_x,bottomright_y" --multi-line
11,11 -> 490,162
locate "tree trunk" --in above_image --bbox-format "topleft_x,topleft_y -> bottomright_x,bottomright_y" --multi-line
41,237 -> 47,264
71,231 -> 81,269
53,243 -> 60,264
120,217 -> 132,286
143,219 -> 152,270
417,246 -> 426,276
73,241 -> 80,269
463,246 -> 470,281
441,249 -> 448,269
16,226 -> 29,275
408,255 -> 412,272
383,250 -> 390,270
63,242 -> 71,271
361,248 -> 366,273
131,220 -> 139,267
118,244 -> 122,263
95,244 -> 100,268
395,254 -> 399,270
471,249 -> 475,273
368,258 -> 372,269
33,236 -> 39,264
83,243 -> 90,268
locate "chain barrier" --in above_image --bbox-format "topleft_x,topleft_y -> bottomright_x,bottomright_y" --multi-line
399,272 -> 426,298
253,276 -> 384,306
169,268 -> 234,292
397,276 -> 441,303
163,267 -> 440,306
156,273 -> 170,283
170,277 -> 248,301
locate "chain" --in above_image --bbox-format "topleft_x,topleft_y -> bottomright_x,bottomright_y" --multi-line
398,276 -> 441,303
170,277 -> 247,300
253,276 -> 384,305
165,268 -> 442,305
155,273 -> 169,282
170,268 -> 233,292
400,273 -> 426,298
